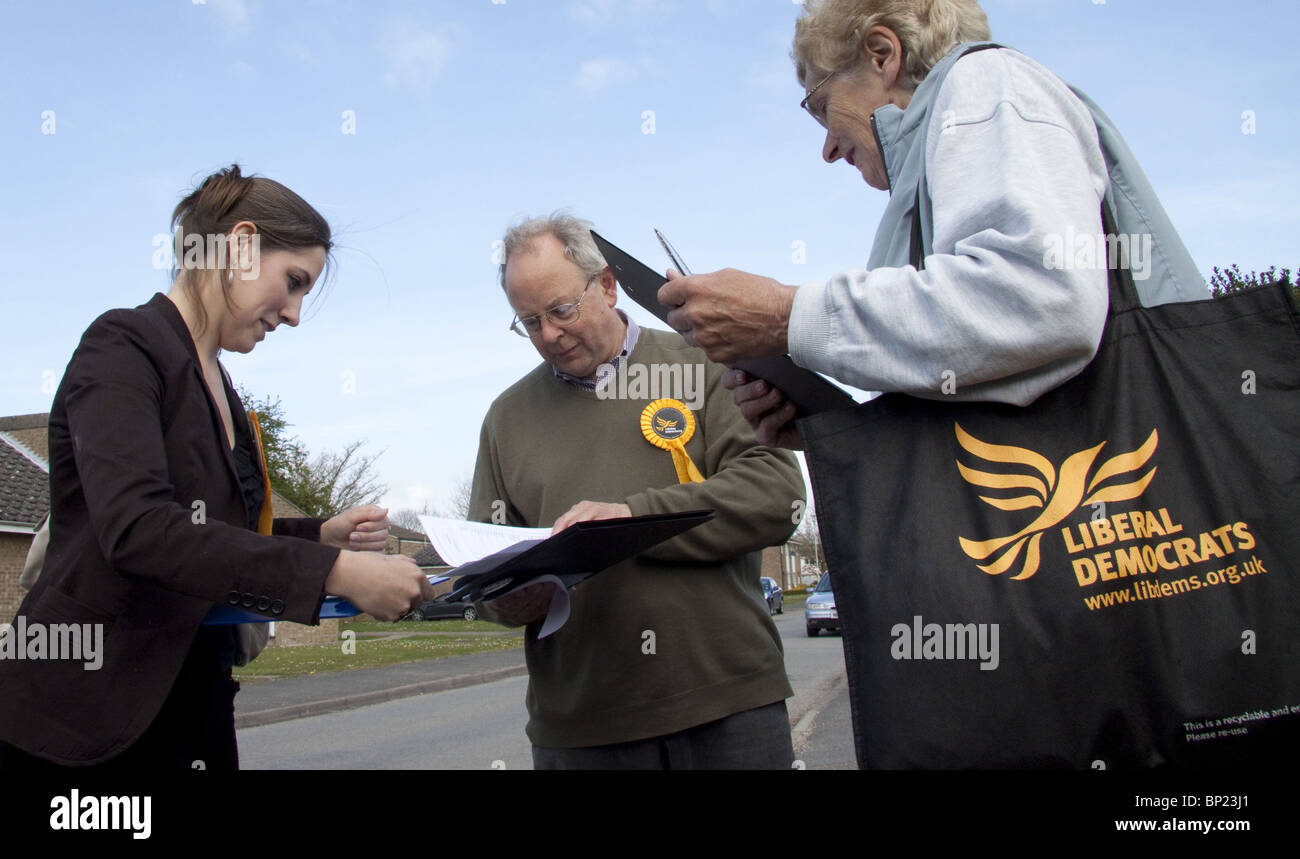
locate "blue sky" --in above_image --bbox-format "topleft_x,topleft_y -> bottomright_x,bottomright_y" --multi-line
2,0 -> 1296,516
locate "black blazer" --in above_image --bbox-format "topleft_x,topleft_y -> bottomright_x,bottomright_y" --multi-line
0,293 -> 339,765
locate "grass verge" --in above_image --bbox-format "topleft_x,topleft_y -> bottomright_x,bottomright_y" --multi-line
343,618 -> 507,634
234,633 -> 523,679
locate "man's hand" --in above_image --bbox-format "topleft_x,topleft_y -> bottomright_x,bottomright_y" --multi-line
658,268 -> 797,365
321,504 -> 390,552
480,581 -> 557,628
551,500 -> 632,534
325,552 -> 436,622
723,368 -> 803,450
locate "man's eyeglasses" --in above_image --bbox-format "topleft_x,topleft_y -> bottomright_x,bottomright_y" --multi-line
800,70 -> 836,128
510,278 -> 597,337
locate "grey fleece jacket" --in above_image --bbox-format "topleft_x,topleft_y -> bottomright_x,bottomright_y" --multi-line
788,43 -> 1208,406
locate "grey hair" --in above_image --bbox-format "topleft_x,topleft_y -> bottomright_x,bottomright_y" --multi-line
498,212 -> 608,289
793,0 -> 991,89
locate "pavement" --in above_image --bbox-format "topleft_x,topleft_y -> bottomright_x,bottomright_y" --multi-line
235,634 -> 846,733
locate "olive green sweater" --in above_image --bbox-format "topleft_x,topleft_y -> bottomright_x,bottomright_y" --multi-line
469,328 -> 805,748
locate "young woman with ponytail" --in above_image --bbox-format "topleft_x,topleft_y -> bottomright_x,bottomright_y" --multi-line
0,165 -> 435,770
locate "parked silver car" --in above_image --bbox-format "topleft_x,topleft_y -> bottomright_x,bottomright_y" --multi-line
760,576 -> 784,615
804,573 -> 838,637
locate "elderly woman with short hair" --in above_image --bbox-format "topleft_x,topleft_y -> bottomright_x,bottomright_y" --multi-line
660,0 -> 1205,446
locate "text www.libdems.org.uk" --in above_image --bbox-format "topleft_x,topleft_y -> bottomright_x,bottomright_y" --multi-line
1083,555 -> 1268,611
1114,818 -> 1250,833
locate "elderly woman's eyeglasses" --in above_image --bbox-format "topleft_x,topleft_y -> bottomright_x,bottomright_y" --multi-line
800,70 -> 836,128
510,278 -> 597,337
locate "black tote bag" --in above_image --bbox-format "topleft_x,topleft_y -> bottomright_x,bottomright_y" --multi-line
800,210 -> 1300,769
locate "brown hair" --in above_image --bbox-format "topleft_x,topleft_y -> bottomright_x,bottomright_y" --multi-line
171,164 -> 333,334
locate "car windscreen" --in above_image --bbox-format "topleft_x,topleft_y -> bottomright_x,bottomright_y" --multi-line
815,575 -> 832,593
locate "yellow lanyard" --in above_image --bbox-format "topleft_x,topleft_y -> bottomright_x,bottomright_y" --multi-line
247,410 -> 275,535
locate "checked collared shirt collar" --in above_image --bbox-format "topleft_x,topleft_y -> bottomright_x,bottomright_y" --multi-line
553,310 -> 640,390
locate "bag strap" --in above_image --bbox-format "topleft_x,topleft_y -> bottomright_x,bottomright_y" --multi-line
907,198 -> 1142,318
907,42 -> 1002,273
903,39 -> 1143,318
1099,199 -> 1142,316
909,187 -> 925,271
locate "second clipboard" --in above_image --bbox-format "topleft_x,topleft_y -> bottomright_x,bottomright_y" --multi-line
590,230 -> 857,417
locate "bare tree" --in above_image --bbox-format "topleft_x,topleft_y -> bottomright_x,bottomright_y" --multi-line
240,388 -> 389,518
442,474 -> 473,520
393,475 -> 472,527
790,506 -> 823,571
389,505 -> 430,534
276,439 -> 388,518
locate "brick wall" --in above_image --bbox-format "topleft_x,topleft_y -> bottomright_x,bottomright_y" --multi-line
6,427 -> 48,463
0,532 -> 34,623
0,414 -> 50,463
6,426 -> 47,462
391,537 -> 428,558
269,494 -> 307,519
760,546 -> 783,588
267,618 -> 340,647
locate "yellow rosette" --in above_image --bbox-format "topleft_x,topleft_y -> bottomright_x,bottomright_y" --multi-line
641,398 -> 704,484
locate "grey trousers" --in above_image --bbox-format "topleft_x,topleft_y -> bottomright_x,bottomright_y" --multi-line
531,700 -> 794,770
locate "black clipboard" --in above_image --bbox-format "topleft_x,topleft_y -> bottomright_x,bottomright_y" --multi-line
590,230 -> 857,416
440,510 -> 714,603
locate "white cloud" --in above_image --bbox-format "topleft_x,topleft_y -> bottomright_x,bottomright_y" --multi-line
380,23 -> 454,90
576,57 -> 635,92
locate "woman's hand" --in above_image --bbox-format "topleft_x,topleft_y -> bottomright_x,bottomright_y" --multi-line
723,368 -> 803,450
321,504 -> 390,552
658,268 -> 797,364
324,552 -> 435,621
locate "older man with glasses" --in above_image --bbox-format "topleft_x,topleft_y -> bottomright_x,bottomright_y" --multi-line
467,213 -> 806,770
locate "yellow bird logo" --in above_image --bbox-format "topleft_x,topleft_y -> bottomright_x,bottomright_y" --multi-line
955,423 -> 1158,580
655,416 -> 679,434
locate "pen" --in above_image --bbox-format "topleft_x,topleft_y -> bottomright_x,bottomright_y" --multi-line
654,228 -> 692,276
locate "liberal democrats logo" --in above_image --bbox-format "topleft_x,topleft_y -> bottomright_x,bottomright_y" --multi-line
653,413 -> 682,438
954,424 -> 1158,580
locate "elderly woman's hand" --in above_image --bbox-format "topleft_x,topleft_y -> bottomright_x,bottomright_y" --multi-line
658,268 -> 798,365
321,504 -> 391,552
722,369 -> 803,450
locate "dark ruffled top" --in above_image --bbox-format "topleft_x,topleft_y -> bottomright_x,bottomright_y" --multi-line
231,413 -> 266,533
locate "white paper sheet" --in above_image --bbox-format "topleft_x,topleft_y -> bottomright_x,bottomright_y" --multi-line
417,515 -> 551,567
415,517 -> 571,637
531,574 -> 570,639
